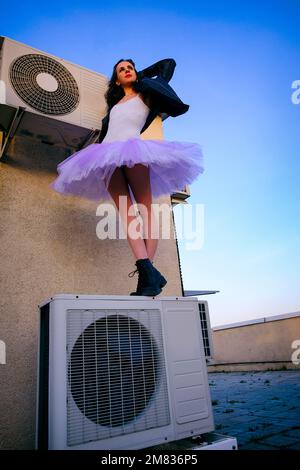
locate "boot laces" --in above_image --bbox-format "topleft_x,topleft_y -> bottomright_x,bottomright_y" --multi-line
128,268 -> 138,278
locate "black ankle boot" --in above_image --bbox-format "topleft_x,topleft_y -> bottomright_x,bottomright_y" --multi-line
152,262 -> 167,290
129,260 -> 167,296
128,258 -> 164,296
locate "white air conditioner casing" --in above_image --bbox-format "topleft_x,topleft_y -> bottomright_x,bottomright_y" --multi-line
36,294 -> 214,450
0,35 -> 108,129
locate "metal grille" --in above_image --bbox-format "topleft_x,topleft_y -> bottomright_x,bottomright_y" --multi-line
66,309 -> 170,447
9,54 -> 79,115
198,303 -> 212,358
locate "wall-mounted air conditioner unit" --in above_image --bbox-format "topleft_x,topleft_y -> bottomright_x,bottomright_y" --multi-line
171,185 -> 191,205
36,294 -> 214,450
0,35 -> 108,157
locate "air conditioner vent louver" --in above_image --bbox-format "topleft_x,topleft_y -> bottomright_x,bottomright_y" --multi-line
198,302 -> 213,359
66,309 -> 170,447
69,314 -> 161,427
9,54 -> 80,115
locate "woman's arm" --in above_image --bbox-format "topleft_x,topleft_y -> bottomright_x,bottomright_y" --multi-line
137,58 -> 176,83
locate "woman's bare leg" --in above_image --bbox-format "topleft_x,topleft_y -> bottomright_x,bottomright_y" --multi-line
123,164 -> 159,262
107,167 -> 148,260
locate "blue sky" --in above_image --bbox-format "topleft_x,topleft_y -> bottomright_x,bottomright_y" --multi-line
1,1 -> 299,326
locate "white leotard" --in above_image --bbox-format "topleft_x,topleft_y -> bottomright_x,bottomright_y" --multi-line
101,95 -> 150,143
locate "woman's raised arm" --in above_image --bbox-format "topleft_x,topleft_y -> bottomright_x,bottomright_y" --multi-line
137,58 -> 176,83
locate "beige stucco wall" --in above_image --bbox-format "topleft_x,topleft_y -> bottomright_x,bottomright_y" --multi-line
0,117 -> 183,449
207,315 -> 300,372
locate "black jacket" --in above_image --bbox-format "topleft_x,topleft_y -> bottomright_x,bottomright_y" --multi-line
97,58 -> 189,143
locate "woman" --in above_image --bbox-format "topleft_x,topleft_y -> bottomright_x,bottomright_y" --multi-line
50,58 -> 204,297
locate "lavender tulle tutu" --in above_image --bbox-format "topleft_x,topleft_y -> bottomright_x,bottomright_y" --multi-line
49,137 -> 204,201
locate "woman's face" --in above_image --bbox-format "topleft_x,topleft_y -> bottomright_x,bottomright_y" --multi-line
115,61 -> 137,87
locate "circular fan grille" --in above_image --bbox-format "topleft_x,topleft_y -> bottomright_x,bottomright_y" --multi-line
69,315 -> 160,427
9,54 -> 80,115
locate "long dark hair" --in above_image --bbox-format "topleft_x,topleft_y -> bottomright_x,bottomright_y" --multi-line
105,58 -> 140,112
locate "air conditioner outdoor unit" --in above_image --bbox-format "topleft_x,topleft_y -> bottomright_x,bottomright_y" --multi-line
36,294 -> 214,450
0,35 -> 108,156
171,185 -> 191,205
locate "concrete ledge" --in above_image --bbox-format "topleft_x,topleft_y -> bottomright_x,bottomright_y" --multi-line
213,310 -> 300,331
207,361 -> 299,372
